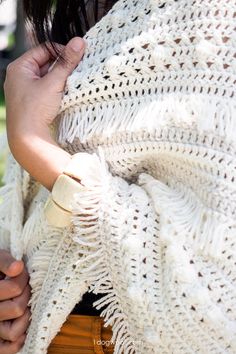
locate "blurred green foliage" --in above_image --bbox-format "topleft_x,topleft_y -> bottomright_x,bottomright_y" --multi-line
0,91 -> 5,128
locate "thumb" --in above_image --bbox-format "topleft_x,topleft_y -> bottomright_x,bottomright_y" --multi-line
0,250 -> 24,278
44,37 -> 85,90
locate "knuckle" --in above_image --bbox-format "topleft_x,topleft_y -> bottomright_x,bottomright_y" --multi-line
61,57 -> 73,71
12,303 -> 24,318
0,324 -> 10,341
6,62 -> 15,76
11,283 -> 24,298
8,329 -> 19,342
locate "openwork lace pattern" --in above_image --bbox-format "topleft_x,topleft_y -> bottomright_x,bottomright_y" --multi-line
0,0 -> 235,353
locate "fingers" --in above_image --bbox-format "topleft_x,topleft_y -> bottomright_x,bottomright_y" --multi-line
0,334 -> 26,354
20,43 -> 52,67
0,250 -> 24,278
0,258 -> 30,353
0,308 -> 31,342
19,42 -> 64,69
6,43 -> 65,80
40,62 -> 52,77
0,284 -> 31,321
6,37 -> 85,90
0,267 -> 29,301
44,37 -> 85,90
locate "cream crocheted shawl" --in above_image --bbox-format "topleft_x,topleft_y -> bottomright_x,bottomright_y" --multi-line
0,0 -> 236,353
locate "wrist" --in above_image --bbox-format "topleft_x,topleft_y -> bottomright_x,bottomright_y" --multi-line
9,127 -> 71,191
44,152 -> 100,228
7,117 -> 50,150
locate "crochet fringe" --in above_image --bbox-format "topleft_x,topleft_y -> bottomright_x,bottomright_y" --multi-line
138,173 -> 236,349
70,157 -> 236,353
0,183 -> 13,250
0,132 -> 11,250
0,147 -> 24,259
59,94 -> 235,260
58,94 -> 236,146
27,227 -> 64,312
71,150 -> 137,354
138,173 -> 235,260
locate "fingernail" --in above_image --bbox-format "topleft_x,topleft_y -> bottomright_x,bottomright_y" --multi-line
70,38 -> 83,53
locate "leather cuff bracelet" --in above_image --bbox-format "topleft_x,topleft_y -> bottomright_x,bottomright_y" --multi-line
44,153 -> 90,228
52,174 -> 84,212
44,198 -> 72,228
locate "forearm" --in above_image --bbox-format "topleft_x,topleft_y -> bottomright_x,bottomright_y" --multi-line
4,37 -> 85,192
8,125 -> 71,192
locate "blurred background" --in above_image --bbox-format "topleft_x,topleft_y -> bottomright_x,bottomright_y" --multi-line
0,0 -> 28,186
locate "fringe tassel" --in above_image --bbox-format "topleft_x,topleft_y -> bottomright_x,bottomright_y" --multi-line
0,131 -> 11,239
0,184 -> 14,229
138,173 -> 234,259
22,202 -> 46,255
0,152 -> 24,258
0,184 -> 12,250
27,227 -> 65,312
139,173 -> 236,349
71,150 -> 138,354
58,94 -> 236,146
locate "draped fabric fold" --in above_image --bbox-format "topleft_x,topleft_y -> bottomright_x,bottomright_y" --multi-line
0,0 -> 235,353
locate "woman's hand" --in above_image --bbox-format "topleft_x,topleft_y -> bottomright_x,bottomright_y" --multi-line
0,250 -> 30,354
4,37 -> 85,191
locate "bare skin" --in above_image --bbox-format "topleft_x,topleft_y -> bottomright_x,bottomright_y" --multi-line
4,37 -> 85,191
0,250 -> 30,354
2,36 -> 86,353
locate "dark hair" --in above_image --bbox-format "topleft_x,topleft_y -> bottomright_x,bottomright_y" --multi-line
23,0 -> 115,56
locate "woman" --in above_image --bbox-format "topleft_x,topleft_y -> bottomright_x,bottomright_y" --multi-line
1,0 -> 236,353
2,2 -> 118,353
